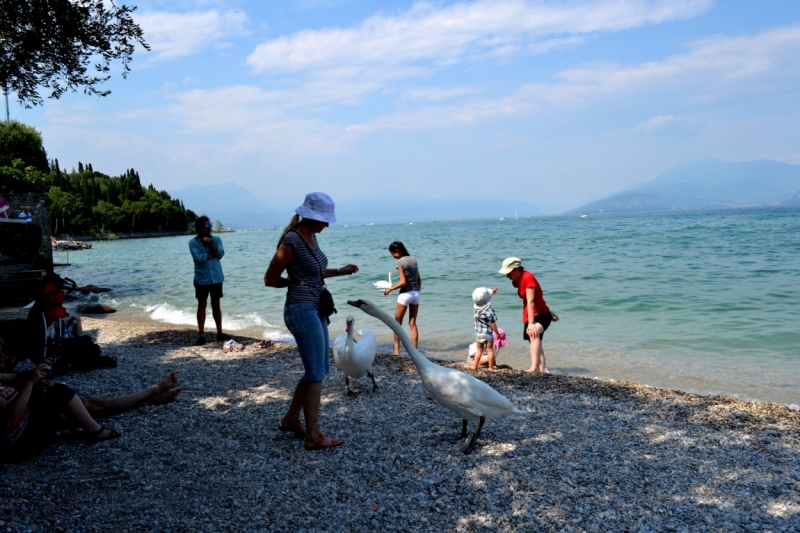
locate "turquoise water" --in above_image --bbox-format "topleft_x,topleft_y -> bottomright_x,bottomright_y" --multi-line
57,207 -> 800,406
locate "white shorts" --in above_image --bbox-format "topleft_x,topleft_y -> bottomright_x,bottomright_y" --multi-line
397,291 -> 421,306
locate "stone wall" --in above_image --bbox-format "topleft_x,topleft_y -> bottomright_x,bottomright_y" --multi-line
1,193 -> 52,268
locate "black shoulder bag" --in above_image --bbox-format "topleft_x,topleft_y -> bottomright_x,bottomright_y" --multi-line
295,231 -> 337,324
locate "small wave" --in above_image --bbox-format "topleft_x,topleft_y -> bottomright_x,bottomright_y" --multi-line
143,303 -> 283,332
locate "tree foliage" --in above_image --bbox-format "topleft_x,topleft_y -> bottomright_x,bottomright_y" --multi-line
0,120 -> 49,172
0,120 -> 195,234
0,0 -> 149,107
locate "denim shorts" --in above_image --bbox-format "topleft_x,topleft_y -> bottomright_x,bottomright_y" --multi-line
284,303 -> 330,383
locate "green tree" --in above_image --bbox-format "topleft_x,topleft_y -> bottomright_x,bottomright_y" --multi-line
92,199 -> 123,233
0,120 -> 49,172
0,158 -> 47,193
48,186 -> 82,234
215,219 -> 223,232
0,0 -> 150,107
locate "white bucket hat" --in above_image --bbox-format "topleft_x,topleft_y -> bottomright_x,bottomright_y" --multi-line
295,192 -> 336,224
472,287 -> 493,311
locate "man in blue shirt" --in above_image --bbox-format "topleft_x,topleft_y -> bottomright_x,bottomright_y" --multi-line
189,216 -> 231,345
17,206 -> 32,222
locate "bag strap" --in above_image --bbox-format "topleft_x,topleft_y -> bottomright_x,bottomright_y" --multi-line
291,230 -> 326,287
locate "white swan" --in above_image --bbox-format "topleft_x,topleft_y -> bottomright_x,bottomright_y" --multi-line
373,272 -> 393,290
347,299 -> 526,454
333,316 -> 378,396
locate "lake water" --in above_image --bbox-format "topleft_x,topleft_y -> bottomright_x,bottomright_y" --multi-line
57,207 -> 800,407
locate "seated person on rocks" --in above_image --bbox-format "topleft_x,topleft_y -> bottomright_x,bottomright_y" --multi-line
0,337 -> 182,461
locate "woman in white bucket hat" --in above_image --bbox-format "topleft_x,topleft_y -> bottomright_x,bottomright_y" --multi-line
264,192 -> 359,450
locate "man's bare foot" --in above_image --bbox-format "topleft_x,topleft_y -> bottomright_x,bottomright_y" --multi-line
146,387 -> 183,406
155,371 -> 179,394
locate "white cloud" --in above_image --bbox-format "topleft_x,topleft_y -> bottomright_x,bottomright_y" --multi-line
247,0 -> 713,73
137,9 -> 249,61
634,115 -> 700,135
347,23 -> 800,132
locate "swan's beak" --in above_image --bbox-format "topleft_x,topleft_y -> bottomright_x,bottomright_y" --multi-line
345,316 -> 354,332
347,300 -> 365,308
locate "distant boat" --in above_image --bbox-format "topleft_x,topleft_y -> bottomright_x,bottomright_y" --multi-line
581,213 -> 589,218
499,216 -> 506,221
409,222 -> 414,225
343,224 -> 349,227
515,211 -> 518,220
367,223 -> 374,226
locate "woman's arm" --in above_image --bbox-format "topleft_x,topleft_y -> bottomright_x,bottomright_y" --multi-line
323,264 -> 359,278
525,287 -> 539,339
384,267 -> 408,295
0,363 -> 47,418
417,272 -> 422,290
264,244 -> 294,288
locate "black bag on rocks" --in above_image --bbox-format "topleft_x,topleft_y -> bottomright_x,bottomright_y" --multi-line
49,335 -> 117,374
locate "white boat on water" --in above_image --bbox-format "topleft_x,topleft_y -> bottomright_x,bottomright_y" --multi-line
515,211 -> 518,220
581,213 -> 589,218
499,216 -> 506,221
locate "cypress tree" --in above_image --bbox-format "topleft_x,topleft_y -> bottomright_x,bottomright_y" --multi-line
78,161 -> 84,172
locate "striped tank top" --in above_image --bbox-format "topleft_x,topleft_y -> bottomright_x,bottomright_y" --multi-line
282,230 -> 328,305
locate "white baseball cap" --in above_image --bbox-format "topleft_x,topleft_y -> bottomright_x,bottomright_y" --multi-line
498,257 -> 522,274
295,192 -> 336,224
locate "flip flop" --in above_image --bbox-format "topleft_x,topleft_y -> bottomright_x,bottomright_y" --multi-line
278,417 -> 306,438
304,432 -> 343,450
84,425 -> 121,446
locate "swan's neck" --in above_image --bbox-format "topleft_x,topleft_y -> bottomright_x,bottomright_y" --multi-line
345,327 -> 356,351
370,306 -> 433,370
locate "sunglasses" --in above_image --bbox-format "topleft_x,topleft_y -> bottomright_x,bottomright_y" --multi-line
204,224 -> 213,229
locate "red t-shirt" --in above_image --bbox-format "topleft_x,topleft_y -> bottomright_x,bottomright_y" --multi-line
513,270 -> 549,323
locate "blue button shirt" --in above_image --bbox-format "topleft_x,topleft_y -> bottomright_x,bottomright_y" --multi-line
190,235 -> 225,285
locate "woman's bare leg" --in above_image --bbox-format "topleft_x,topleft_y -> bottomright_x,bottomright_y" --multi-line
393,304 -> 408,354
525,324 -> 545,373
83,371 -> 181,418
408,304 -> 420,348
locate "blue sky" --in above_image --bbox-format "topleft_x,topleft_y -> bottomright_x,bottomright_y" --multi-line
10,0 -> 800,213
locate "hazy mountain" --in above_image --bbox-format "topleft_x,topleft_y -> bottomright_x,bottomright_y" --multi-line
331,192 -> 542,224
780,191 -> 800,205
169,183 -> 285,229
567,159 -> 800,214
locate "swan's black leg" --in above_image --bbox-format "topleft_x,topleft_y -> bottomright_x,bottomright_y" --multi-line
367,371 -> 378,392
346,377 -> 360,397
463,416 -> 485,455
445,419 -> 468,443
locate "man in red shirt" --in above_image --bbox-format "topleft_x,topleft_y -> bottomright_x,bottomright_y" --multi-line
499,257 -> 557,373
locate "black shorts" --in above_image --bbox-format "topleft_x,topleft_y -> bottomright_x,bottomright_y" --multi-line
194,281 -> 223,300
523,312 -> 552,341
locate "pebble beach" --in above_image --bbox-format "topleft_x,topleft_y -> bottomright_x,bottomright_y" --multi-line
1,317 -> 799,533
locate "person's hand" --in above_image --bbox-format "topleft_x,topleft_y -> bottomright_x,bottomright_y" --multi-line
383,288 -> 392,296
526,323 -> 539,340
490,288 -> 498,296
339,264 -> 359,276
30,362 -> 50,383
200,236 -> 212,244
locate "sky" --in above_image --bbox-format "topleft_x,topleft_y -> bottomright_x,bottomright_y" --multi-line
9,0 -> 800,214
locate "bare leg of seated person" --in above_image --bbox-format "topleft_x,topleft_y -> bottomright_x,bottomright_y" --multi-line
82,371 -> 182,418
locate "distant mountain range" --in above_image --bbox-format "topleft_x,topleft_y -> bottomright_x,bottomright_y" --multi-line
169,183 -> 285,229
332,192 -> 542,224
170,184 -> 543,228
567,159 -> 800,214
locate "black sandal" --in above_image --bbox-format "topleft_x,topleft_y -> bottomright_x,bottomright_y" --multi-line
84,425 -> 121,446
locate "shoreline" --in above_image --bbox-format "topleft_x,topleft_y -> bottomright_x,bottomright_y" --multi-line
1,318 -> 798,532
3,306 -> 797,410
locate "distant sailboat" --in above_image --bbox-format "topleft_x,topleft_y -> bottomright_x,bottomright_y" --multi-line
514,210 -> 518,220
499,216 -> 506,221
